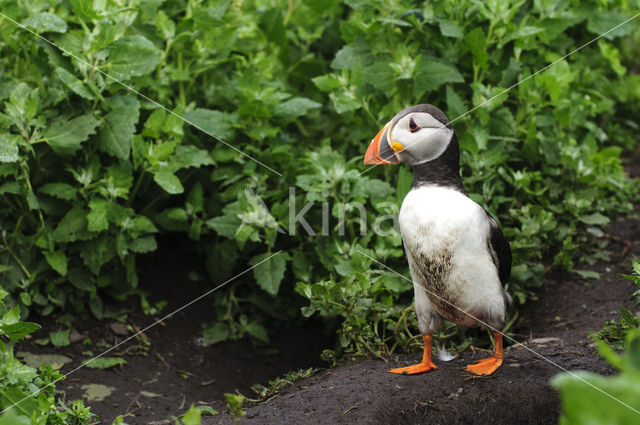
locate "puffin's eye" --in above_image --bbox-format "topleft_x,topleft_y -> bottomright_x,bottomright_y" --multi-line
409,117 -> 420,133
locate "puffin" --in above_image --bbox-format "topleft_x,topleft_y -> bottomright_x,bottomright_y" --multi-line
364,104 -> 512,376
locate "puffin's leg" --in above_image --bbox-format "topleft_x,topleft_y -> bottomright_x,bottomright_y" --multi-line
388,334 -> 438,375
464,331 -> 503,376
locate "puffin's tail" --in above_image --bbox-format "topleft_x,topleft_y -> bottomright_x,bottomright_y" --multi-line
505,292 -> 514,311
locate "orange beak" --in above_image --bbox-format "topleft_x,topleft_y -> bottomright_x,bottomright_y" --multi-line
364,123 -> 397,165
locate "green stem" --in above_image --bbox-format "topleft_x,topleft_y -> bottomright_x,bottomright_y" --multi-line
177,52 -> 185,106
127,171 -> 147,207
1,233 -> 31,279
294,120 -> 309,137
283,0 -> 294,26
20,164 -> 45,229
362,100 -> 380,126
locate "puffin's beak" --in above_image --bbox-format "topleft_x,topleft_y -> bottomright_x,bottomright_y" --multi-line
364,123 -> 398,165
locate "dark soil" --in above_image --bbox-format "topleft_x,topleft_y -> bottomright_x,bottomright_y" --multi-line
206,210 -> 640,425
17,247 -> 334,424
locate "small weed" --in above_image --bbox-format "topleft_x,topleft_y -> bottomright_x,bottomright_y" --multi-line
224,392 -> 246,424
595,261 -> 640,350
250,367 -> 321,402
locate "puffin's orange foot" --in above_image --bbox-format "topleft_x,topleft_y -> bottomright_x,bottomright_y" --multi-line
388,362 -> 438,375
464,356 -> 503,376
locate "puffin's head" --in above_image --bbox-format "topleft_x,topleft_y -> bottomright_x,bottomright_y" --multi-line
364,104 -> 454,166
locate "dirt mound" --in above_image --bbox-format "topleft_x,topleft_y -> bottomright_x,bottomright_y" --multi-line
208,212 -> 640,425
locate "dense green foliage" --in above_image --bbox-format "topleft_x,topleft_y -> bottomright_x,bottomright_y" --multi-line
0,0 -> 638,354
0,289 -> 94,424
552,326 -> 640,424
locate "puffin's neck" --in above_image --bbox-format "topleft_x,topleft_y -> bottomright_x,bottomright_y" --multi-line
410,136 -> 467,194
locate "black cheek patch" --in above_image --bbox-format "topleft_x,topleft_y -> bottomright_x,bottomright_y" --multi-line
379,132 -> 400,163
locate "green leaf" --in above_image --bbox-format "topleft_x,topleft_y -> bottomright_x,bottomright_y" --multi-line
0,133 -> 20,162
22,12 -> 67,33
0,322 -> 41,342
587,12 -> 637,40
15,352 -> 72,370
38,183 -> 77,201
49,329 -> 70,347
599,40 -> 627,76
446,85 -> 466,119
85,357 -> 127,370
142,109 -> 165,138
244,321 -> 269,343
55,68 -> 95,100
153,167 -> 184,194
250,252 -> 288,296
274,97 -> 321,119
0,182 -> 19,195
551,372 -> 640,424
187,182 -> 204,214
163,112 -> 184,137
19,292 -> 31,306
108,35 -> 163,80
202,323 -> 229,345
575,269 -> 600,280
329,91 -> 360,114
183,108 -> 235,141
128,216 -> 158,235
206,239 -> 237,282
499,26 -> 543,48
579,213 -> 610,226
170,145 -> 214,171
128,236 -> 157,253
97,95 -> 140,160
44,114 -> 100,156
87,198 -> 110,232
80,235 -> 113,274
0,408 -> 30,425
464,27 -> 488,69
52,206 -> 92,243
43,250 -> 67,276
439,19 -> 463,38
312,74 -> 342,92
414,58 -> 464,96
156,10 -> 176,40
199,405 -> 218,416
181,405 -> 204,425
331,42 -> 372,70
89,295 -> 103,319
363,61 -> 395,91
0,387 -> 38,417
70,0 -> 102,21
2,304 -> 20,325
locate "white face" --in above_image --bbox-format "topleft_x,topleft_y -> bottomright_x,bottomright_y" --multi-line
389,112 -> 453,165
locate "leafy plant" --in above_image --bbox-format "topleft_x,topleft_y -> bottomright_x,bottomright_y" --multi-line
596,261 -> 640,349
0,289 -> 95,424
249,367 -> 320,402
620,261 -> 640,298
224,392 -> 246,425
552,327 -> 640,424
171,404 -> 217,425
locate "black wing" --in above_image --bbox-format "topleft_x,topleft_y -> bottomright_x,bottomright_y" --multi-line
485,212 -> 511,286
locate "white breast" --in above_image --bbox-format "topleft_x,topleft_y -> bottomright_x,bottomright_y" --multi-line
399,186 -> 505,328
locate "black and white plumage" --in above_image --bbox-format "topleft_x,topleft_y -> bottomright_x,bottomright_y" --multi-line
364,104 -> 511,376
